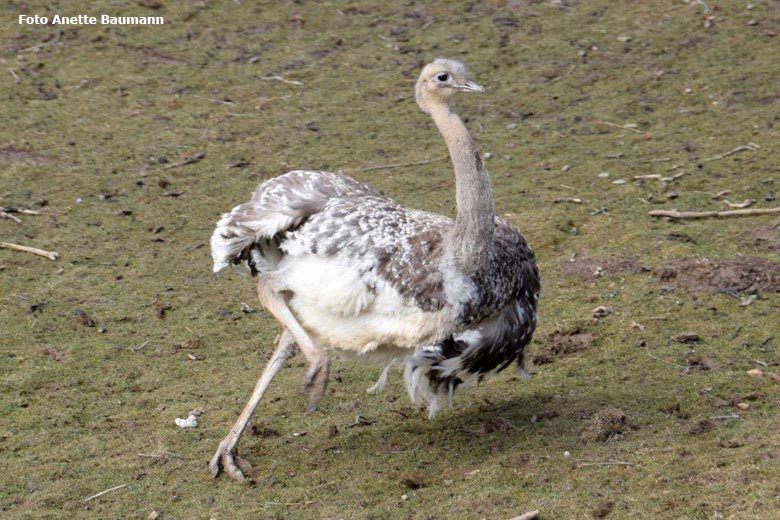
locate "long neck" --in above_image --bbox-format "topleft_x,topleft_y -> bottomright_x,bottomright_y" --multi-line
429,102 -> 495,274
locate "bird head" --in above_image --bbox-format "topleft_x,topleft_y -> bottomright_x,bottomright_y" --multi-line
415,58 -> 484,114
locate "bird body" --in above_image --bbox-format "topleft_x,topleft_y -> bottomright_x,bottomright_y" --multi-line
209,59 -> 539,481
212,169 -> 537,394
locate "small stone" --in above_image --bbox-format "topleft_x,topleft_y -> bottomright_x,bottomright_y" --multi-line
564,450 -> 571,458
736,402 -> 750,410
174,414 -> 198,429
401,494 -> 409,501
561,164 -> 571,172
616,35 -> 631,42
747,368 -> 764,378
592,305 -> 614,319
506,123 -> 518,129
483,152 -> 493,160
598,172 -> 610,178
240,302 -> 257,313
148,512 -> 160,520
612,179 -> 627,185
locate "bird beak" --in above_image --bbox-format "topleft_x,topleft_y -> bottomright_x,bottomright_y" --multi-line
458,81 -> 485,93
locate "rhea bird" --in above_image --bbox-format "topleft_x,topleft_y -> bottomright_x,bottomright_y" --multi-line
209,59 -> 539,481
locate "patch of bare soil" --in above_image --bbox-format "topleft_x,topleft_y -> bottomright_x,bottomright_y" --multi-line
658,257 -> 780,294
689,419 -> 716,435
744,222 -> 780,251
592,500 -> 615,518
1,146 -> 50,165
561,255 -> 641,281
581,407 -> 632,443
534,329 -> 595,365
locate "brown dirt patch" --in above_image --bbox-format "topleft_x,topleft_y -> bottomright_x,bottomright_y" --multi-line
534,329 -> 595,365
581,407 -> 631,443
658,257 -> 780,294
560,255 -> 641,281
689,420 -> 717,435
744,222 -> 780,251
592,500 -> 615,519
1,146 -> 50,165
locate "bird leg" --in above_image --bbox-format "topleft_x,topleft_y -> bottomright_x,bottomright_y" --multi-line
255,275 -> 330,413
301,357 -> 330,413
210,330 -> 297,481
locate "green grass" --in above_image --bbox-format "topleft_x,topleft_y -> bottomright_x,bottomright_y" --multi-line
2,0 -> 780,518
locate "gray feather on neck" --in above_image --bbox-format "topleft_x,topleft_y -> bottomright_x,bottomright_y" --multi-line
429,103 -> 495,274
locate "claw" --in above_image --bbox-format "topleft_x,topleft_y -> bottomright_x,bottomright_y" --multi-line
209,438 -> 247,482
366,360 -> 395,394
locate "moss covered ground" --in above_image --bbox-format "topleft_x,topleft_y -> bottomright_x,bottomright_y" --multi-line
2,0 -> 780,518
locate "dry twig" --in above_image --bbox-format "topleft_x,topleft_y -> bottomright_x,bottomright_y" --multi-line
164,152 -> 205,170
83,484 -> 128,502
0,242 -> 59,260
704,142 -> 760,162
0,211 -> 22,223
710,414 -> 740,421
260,75 -> 303,86
509,511 -> 540,520
261,500 -> 316,507
593,120 -> 643,134
129,339 -> 151,353
724,199 -> 754,209
553,197 -> 585,204
577,460 -> 635,467
0,206 -> 42,223
634,172 -> 685,182
8,68 -> 20,83
649,207 -> 780,219
645,345 -> 685,369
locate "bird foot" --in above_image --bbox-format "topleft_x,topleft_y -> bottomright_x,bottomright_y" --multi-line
366,360 -> 395,394
301,357 -> 330,413
209,438 -> 252,482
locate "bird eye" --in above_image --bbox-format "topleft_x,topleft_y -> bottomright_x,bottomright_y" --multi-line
436,73 -> 449,82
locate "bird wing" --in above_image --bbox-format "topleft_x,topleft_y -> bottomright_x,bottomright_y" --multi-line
282,195 -> 454,313
211,170 -> 381,273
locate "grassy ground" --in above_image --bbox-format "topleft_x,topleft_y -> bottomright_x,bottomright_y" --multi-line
2,0 -> 780,518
